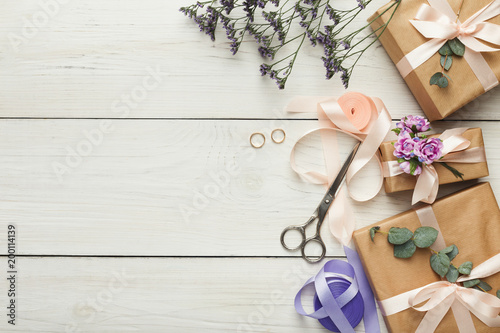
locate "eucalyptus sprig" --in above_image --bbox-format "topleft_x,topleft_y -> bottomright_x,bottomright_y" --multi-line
180,0 -> 401,89
430,0 -> 466,88
370,226 -> 500,298
430,38 -> 465,88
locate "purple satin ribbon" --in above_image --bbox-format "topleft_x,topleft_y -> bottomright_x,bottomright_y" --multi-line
294,247 -> 380,333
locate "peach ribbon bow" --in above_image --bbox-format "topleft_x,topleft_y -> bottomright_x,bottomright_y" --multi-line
379,253 -> 500,332
383,128 -> 486,205
288,92 -> 391,246
397,0 -> 500,91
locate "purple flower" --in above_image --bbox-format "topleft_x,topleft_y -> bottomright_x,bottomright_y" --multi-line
415,138 -> 444,165
397,115 -> 431,133
399,161 -> 422,176
393,133 -> 420,160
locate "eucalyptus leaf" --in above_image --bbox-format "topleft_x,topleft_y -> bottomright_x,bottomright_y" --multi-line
430,72 -> 442,85
441,245 -> 459,261
437,76 -> 449,88
438,42 -> 453,56
473,280 -> 492,292
430,252 -> 450,277
446,265 -> 459,283
394,239 -> 417,258
440,55 -> 452,70
413,227 -> 439,248
370,226 -> 380,242
463,279 -> 480,288
497,290 -> 500,299
458,261 -> 473,275
388,227 -> 413,245
449,38 -> 465,56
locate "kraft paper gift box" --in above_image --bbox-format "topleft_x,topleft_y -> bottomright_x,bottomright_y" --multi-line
352,182 -> 500,332
380,127 -> 489,194
370,0 -> 500,121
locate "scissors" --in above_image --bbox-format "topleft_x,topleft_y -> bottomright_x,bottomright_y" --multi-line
280,143 -> 361,263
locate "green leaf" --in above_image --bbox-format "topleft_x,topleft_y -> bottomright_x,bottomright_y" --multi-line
463,279 -> 480,288
449,38 -> 465,56
441,245 -> 459,261
473,280 -> 492,292
446,265 -> 459,283
413,227 -> 439,248
430,72 -> 442,85
437,76 -> 449,88
394,239 -> 417,258
397,158 -> 406,164
440,162 -> 465,181
388,227 -> 413,245
370,226 -> 380,242
458,261 -> 473,275
440,55 -> 452,70
392,128 -> 401,135
438,42 -> 453,56
430,252 -> 450,277
497,290 -> 500,299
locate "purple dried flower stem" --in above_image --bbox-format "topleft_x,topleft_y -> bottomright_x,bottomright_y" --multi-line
328,0 -> 401,79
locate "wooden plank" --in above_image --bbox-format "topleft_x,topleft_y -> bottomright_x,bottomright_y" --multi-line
0,257 -> 389,332
0,0 -> 498,119
0,119 -> 497,256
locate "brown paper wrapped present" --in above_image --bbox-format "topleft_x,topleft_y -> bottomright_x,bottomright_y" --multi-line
380,127 -> 489,195
370,0 -> 500,121
353,182 -> 500,332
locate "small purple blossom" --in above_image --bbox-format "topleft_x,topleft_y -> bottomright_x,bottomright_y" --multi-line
180,0 -> 400,89
415,138 -> 444,165
393,133 -> 420,160
397,115 -> 431,133
399,161 -> 422,176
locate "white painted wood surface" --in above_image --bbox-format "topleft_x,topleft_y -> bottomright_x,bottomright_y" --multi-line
0,0 -> 499,332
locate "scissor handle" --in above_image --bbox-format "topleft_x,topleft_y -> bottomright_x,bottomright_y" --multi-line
280,225 -> 306,251
301,236 -> 327,263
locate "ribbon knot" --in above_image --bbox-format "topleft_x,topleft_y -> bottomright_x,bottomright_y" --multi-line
397,0 -> 500,91
383,128 -> 487,205
379,253 -> 500,332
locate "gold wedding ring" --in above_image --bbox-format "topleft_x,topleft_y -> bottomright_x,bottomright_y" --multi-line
250,132 -> 265,149
271,128 -> 286,144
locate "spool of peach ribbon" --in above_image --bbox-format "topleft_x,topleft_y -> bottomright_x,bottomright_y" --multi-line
287,92 -> 392,246
383,128 -> 487,205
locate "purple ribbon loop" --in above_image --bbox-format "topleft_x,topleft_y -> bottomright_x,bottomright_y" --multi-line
294,247 -> 381,333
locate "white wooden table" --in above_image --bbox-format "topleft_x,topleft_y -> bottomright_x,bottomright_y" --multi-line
0,1 -> 499,332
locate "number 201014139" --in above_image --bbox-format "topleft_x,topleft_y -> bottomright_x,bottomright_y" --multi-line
8,225 -> 15,269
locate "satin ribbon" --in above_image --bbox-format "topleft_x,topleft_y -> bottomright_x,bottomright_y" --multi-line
288,92 -> 391,246
383,128 -> 487,205
378,205 -> 500,332
295,247 -> 381,333
397,0 -> 500,91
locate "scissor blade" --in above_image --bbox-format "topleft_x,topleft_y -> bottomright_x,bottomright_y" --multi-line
327,142 -> 361,198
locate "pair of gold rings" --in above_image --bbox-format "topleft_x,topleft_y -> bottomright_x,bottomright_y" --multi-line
250,129 -> 286,149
